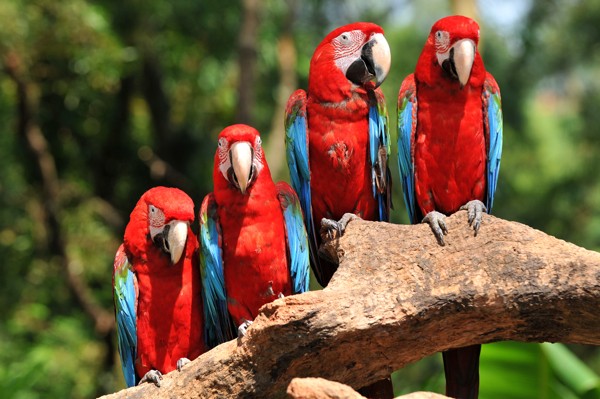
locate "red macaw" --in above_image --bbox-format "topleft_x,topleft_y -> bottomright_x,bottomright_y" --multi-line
398,16 -> 503,399
112,187 -> 205,387
199,124 -> 309,346
285,22 -> 392,287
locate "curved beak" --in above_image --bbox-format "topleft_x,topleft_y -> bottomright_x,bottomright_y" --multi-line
230,141 -> 253,194
151,220 -> 188,264
453,39 -> 475,87
345,33 -> 391,88
166,220 -> 188,264
439,39 -> 475,88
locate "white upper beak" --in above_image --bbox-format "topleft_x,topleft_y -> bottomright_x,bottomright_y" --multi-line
167,220 -> 188,264
453,39 -> 476,87
230,141 -> 253,194
436,38 -> 476,87
370,33 -> 391,88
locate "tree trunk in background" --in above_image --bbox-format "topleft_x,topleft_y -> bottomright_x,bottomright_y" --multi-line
450,0 -> 478,19
2,52 -> 114,338
265,0 -> 298,181
94,75 -> 134,202
236,0 -> 262,125
141,55 -> 172,152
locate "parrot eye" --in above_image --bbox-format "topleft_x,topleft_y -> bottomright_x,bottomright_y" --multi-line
218,138 -> 227,149
434,30 -> 450,51
256,136 -> 262,146
337,32 -> 351,46
148,204 -> 165,230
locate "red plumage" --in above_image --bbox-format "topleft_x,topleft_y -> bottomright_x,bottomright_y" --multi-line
307,23 -> 386,226
286,24 -> 394,397
403,16 -> 501,399
413,16 -> 487,217
123,187 -> 204,378
211,125 -> 292,326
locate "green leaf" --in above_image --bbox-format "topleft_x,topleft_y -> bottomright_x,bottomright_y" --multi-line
480,342 -> 600,399
541,343 -> 600,397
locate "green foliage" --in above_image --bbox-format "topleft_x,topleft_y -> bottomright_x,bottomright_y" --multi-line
479,342 -> 600,399
0,0 -> 599,397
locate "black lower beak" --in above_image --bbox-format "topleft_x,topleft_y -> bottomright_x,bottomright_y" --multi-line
346,40 -> 378,86
152,224 -> 172,259
442,47 -> 459,81
346,58 -> 371,86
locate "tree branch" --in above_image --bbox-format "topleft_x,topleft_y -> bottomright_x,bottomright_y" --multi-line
98,213 -> 600,398
287,378 -> 449,399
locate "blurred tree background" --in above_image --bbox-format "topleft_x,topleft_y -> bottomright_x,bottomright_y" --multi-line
0,0 -> 599,397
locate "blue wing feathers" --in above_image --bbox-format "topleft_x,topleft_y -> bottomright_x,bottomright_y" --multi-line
368,90 -> 391,222
285,90 -> 321,279
483,74 -> 503,214
113,245 -> 138,387
397,75 -> 418,224
199,194 -> 235,348
285,90 -> 312,237
276,182 -> 310,295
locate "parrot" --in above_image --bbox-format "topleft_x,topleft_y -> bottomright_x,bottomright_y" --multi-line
285,22 -> 392,288
112,186 -> 205,387
397,15 -> 503,399
199,124 -> 310,347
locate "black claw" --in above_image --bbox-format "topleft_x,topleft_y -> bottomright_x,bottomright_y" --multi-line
423,211 -> 448,246
237,319 -> 253,345
177,357 -> 190,372
139,370 -> 163,387
434,229 -> 446,246
440,220 -> 448,235
320,214 -> 359,242
460,200 -> 486,236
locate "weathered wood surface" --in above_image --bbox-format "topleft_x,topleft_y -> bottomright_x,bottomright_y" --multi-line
99,213 -> 600,399
286,377 -> 449,399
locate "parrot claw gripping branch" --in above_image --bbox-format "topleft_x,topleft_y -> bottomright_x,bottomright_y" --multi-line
199,124 -> 310,349
398,15 -> 503,399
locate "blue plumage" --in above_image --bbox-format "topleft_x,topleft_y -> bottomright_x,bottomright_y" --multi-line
368,93 -> 391,222
483,79 -> 503,213
277,182 -> 310,295
112,246 -> 138,387
199,194 -> 235,349
397,76 -> 418,224
284,91 -> 315,253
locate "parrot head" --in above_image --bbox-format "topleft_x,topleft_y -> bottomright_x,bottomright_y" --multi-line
308,22 -> 391,100
214,124 -> 266,195
125,186 -> 194,265
418,15 -> 483,88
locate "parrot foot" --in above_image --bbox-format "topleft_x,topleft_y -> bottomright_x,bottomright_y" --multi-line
459,200 -> 487,236
176,357 -> 190,371
237,319 -> 253,344
139,369 -> 163,387
320,213 -> 360,242
422,211 -> 448,246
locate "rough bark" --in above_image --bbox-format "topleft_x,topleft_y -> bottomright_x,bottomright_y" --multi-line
286,378 -> 448,399
99,213 -> 600,399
